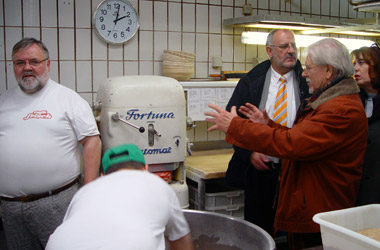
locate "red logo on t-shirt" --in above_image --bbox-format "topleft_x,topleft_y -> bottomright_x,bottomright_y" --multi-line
23,110 -> 53,120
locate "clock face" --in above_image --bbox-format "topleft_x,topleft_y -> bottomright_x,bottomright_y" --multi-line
93,0 -> 139,44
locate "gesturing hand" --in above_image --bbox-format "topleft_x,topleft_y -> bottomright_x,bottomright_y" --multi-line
239,103 -> 269,125
204,104 -> 238,133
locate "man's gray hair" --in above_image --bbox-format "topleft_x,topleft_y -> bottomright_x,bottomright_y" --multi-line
12,37 -> 49,60
265,29 -> 295,46
306,38 -> 354,78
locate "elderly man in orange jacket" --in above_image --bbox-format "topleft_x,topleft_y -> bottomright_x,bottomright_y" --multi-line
205,38 -> 368,250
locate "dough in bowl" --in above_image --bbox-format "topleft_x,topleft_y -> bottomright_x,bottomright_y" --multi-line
357,228 -> 380,242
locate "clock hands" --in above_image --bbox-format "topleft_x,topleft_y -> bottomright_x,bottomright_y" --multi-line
95,0 -> 138,43
114,15 -> 127,24
113,5 -> 128,26
113,6 -> 120,25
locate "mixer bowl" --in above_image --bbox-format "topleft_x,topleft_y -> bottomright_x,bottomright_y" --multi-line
181,209 -> 276,250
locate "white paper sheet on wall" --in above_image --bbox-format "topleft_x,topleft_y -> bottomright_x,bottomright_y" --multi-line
186,87 -> 234,121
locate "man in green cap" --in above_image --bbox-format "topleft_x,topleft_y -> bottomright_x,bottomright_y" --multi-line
46,144 -> 194,250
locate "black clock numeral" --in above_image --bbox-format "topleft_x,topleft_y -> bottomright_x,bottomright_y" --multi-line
106,3 -> 111,10
101,9 -> 107,15
114,3 -> 120,9
128,19 -> 132,25
113,33 -> 118,39
107,30 -> 112,36
101,24 -> 105,30
121,31 -> 125,38
99,16 -> 104,22
126,12 -> 130,18
126,27 -> 130,32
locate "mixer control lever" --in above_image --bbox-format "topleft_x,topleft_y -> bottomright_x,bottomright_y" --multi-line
148,124 -> 161,146
186,117 -> 197,130
148,124 -> 161,137
111,113 -> 145,133
186,138 -> 193,156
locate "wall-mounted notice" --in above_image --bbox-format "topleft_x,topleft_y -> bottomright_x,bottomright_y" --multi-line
185,87 -> 235,121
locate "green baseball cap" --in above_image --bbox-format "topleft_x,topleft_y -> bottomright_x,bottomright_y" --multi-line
102,144 -> 145,173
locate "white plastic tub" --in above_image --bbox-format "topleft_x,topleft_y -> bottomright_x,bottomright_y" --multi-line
313,204 -> 380,250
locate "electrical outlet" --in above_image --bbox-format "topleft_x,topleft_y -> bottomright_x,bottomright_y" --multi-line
242,4 -> 252,16
212,56 -> 222,68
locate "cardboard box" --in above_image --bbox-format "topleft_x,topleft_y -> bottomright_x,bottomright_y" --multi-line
313,204 -> 380,250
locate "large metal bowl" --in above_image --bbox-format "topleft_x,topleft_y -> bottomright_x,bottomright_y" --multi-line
183,209 -> 276,250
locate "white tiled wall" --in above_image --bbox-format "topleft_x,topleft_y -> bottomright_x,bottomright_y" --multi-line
0,0 -> 375,143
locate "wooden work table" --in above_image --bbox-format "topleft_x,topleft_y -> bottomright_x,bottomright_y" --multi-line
185,148 -> 234,210
185,148 -> 233,179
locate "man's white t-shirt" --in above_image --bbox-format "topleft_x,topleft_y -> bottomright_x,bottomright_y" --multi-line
0,79 -> 99,197
46,170 -> 190,250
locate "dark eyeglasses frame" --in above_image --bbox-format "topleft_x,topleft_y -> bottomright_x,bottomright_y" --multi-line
13,58 -> 49,68
270,43 -> 297,50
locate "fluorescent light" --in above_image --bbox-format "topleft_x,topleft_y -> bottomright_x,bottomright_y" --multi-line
224,14 -> 380,37
299,24 -> 380,37
241,31 -> 375,51
335,31 -> 380,37
237,23 -> 319,31
241,31 -> 268,45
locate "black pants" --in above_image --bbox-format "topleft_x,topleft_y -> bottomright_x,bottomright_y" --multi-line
287,232 -> 322,250
244,166 -> 281,235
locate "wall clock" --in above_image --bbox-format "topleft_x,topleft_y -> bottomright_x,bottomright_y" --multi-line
93,0 -> 139,44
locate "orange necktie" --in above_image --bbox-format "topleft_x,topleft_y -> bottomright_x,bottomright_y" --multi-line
273,76 -> 287,126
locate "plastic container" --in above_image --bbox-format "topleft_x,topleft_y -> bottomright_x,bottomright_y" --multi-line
204,203 -> 244,218
313,204 -> 380,250
189,185 -> 244,207
188,183 -> 245,218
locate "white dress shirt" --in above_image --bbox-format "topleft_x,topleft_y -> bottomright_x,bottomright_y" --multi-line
365,93 -> 375,118
265,67 -> 297,128
264,67 -> 297,163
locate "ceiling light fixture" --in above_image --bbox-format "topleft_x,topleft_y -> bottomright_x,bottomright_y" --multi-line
224,14 -> 380,38
241,31 -> 375,51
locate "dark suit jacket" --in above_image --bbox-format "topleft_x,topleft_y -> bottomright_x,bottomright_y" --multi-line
356,89 -> 380,205
225,59 -> 309,188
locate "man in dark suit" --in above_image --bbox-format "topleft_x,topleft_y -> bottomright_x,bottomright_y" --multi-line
225,29 -> 310,235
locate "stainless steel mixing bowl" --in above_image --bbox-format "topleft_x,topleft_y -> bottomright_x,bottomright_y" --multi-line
182,209 -> 276,250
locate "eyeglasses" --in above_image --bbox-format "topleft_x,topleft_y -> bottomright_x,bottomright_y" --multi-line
370,43 -> 380,57
270,43 -> 297,50
370,43 -> 380,49
13,58 -> 49,68
304,64 -> 318,72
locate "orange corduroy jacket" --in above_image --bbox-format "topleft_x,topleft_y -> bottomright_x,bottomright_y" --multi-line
225,78 -> 368,233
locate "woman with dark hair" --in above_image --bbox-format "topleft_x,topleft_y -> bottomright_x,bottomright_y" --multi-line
351,45 -> 380,205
